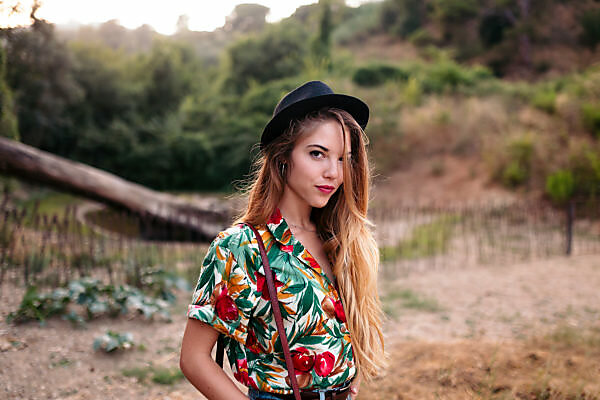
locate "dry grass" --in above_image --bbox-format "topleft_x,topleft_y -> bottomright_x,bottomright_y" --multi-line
362,328 -> 600,399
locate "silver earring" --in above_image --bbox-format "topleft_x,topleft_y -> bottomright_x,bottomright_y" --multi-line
280,163 -> 286,177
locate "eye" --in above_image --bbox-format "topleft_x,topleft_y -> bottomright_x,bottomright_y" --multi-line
310,150 -> 324,159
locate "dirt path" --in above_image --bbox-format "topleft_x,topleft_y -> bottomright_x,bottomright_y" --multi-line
1,253 -> 600,399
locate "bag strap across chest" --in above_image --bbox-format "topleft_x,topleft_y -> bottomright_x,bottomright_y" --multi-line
215,222 -> 301,400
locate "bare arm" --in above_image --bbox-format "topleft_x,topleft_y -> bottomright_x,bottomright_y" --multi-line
180,318 -> 249,400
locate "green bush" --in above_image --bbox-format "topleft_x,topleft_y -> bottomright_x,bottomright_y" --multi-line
433,0 -> 479,23
408,28 -> 438,47
545,169 -> 575,204
223,21 -> 309,93
578,8 -> 600,50
332,2 -> 380,44
7,277 -> 173,325
94,330 -> 134,353
531,89 -> 557,114
502,160 -> 529,187
352,63 -> 410,87
581,103 -> 600,137
420,61 -> 491,94
500,135 -> 534,188
379,0 -> 425,38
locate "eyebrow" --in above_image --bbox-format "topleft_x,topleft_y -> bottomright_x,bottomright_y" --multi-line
307,144 -> 352,155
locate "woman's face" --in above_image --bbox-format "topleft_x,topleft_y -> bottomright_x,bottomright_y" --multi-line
284,118 -> 351,209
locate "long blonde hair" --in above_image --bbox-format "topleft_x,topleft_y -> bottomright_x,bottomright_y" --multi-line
235,108 -> 386,381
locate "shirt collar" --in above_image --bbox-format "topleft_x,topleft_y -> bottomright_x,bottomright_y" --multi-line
265,208 -> 323,274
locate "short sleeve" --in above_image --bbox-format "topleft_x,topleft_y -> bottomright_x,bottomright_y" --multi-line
187,235 -> 257,346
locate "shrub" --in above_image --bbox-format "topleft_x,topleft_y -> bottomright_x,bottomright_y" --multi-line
531,89 -> 557,114
581,103 -> 600,138
578,8 -> 600,50
545,169 -> 575,204
379,0 -> 425,38
408,28 -> 438,47
93,330 -> 134,353
420,61 -> 490,94
7,277 -> 173,325
502,160 -> 529,188
499,135 -> 534,188
352,63 -> 410,87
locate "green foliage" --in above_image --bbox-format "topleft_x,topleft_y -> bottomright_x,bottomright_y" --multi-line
310,0 -> 334,64
433,0 -> 479,23
352,63 -> 410,86
419,60 -> 492,94
331,2 -> 380,44
578,8 -> 600,50
7,277 -> 173,325
408,28 -> 438,47
151,367 -> 185,385
6,286 -> 70,324
2,20 -> 83,153
478,13 -> 513,47
122,365 -> 184,385
93,330 -> 134,352
382,288 -> 443,312
223,4 -> 269,33
501,135 -> 534,188
379,0 -> 426,38
531,88 -> 557,114
568,145 -> 600,199
581,102 -> 600,138
223,22 -> 309,93
0,46 -> 18,140
545,169 -> 575,204
381,215 -> 459,261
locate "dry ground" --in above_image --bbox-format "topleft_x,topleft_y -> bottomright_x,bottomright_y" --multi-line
2,253 -> 599,399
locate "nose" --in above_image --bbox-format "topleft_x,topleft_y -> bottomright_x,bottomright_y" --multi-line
323,158 -> 342,181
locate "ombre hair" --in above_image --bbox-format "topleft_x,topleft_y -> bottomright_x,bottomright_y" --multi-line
235,108 -> 387,381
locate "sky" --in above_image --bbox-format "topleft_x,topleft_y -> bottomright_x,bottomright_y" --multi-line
0,0 -> 378,34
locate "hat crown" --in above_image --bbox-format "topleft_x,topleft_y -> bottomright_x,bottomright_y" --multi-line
273,81 -> 334,117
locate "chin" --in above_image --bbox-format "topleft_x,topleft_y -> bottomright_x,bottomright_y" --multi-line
309,196 -> 333,209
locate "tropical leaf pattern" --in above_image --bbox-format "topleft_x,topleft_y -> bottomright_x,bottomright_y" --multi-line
187,208 -> 355,394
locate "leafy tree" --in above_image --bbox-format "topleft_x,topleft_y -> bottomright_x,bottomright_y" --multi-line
223,3 -> 269,33
311,0 -> 334,63
222,21 -> 309,93
0,46 -> 18,140
137,40 -> 198,118
379,0 -> 427,38
2,19 -> 83,154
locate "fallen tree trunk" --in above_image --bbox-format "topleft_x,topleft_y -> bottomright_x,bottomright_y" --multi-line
0,137 -> 231,241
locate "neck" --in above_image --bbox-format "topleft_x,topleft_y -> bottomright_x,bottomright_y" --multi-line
278,185 -> 312,227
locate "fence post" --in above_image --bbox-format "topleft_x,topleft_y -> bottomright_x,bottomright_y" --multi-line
566,200 -> 574,255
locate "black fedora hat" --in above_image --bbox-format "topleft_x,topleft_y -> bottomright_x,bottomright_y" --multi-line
260,80 -> 369,147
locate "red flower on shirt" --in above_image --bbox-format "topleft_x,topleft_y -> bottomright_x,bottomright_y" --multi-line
280,244 -> 294,253
246,328 -> 264,354
314,351 -> 335,377
304,253 -> 321,270
291,347 -> 315,372
234,358 -> 259,389
267,208 -> 283,224
334,300 -> 346,323
255,271 -> 284,301
214,285 -> 239,322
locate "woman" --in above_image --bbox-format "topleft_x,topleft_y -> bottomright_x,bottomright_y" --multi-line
180,81 -> 386,400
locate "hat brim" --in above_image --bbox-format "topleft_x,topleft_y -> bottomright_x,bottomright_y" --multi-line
260,93 -> 369,147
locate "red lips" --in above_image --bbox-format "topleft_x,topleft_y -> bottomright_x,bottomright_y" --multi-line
316,185 -> 335,193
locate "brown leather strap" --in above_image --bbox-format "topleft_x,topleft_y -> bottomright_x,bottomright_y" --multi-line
215,334 -> 224,368
244,222 -> 301,400
214,223 -> 301,400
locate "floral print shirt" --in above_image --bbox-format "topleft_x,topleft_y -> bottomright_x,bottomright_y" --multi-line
187,208 -> 356,394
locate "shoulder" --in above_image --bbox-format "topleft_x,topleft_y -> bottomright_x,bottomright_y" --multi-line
209,223 -> 266,260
